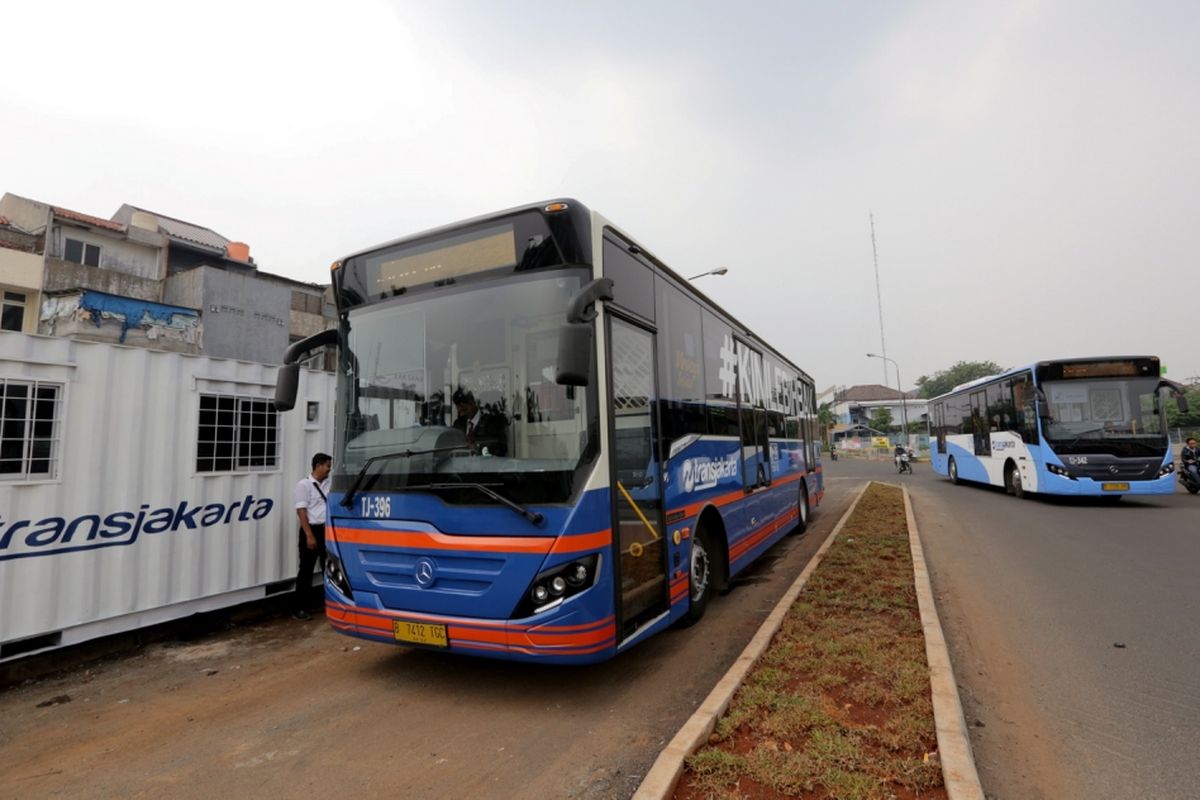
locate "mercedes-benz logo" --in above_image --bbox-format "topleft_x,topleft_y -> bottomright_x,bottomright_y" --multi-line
414,558 -> 436,588
1108,465 -> 1119,474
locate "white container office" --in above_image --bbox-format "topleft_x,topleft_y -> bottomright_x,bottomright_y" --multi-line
0,331 -> 335,661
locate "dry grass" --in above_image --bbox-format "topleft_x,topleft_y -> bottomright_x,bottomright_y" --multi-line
677,483 -> 945,800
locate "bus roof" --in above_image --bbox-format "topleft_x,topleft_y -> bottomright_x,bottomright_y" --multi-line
930,355 -> 1160,401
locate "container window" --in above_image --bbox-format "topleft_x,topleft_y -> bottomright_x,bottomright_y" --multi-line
197,393 -> 280,472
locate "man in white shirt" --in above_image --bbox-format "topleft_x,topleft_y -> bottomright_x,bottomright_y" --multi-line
292,452 -> 332,620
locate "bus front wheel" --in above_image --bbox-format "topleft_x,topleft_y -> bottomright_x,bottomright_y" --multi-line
681,527 -> 714,627
1007,463 -> 1025,499
948,456 -> 960,485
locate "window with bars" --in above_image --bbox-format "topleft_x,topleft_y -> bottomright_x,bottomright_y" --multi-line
196,394 -> 280,472
0,380 -> 63,480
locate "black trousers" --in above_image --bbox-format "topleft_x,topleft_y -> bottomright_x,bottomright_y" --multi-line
295,524 -> 327,611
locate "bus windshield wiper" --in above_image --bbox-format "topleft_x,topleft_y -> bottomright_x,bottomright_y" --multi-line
423,482 -> 545,526
341,447 -> 466,508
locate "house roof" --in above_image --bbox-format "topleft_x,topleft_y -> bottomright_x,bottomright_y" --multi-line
836,384 -> 908,402
0,216 -> 9,227
112,203 -> 230,254
52,205 -> 125,232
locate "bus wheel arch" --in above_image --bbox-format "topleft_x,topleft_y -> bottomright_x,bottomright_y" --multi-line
696,505 -> 730,592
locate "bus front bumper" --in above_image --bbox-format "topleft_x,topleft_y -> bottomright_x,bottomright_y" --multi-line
322,588 -> 618,665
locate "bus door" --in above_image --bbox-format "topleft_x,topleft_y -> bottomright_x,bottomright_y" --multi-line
608,316 -> 668,636
970,391 -> 990,456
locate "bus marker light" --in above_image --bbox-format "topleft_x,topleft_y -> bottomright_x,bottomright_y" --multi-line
673,530 -> 681,546
566,563 -> 589,586
544,202 -> 569,213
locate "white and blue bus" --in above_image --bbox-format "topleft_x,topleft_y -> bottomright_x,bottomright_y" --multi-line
927,357 -> 1185,500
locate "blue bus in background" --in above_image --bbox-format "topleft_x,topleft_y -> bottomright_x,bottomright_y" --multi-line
276,200 -> 823,663
927,356 -> 1185,501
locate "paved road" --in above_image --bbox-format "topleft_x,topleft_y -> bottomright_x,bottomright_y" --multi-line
836,456 -> 1199,800
0,473 -> 866,800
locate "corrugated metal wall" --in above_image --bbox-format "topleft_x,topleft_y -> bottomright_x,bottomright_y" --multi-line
0,332 -> 335,658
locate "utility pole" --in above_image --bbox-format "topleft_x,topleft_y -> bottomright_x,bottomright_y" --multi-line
870,213 -> 888,387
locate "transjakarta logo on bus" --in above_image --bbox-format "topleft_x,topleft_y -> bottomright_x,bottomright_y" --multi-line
681,454 -> 739,492
0,495 -> 274,562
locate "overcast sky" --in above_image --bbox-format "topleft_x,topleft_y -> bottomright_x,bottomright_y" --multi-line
3,0 -> 1196,390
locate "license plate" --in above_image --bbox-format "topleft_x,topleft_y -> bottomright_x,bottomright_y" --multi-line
1102,482 -> 1129,492
392,620 -> 448,647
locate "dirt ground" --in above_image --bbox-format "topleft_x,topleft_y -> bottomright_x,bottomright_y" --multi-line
0,479 -> 866,800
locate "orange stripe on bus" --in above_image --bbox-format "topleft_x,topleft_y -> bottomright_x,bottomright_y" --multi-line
332,527 -> 611,556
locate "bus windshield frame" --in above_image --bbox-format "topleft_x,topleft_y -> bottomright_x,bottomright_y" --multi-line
332,266 -> 600,506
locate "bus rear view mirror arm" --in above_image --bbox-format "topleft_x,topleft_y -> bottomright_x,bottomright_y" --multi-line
275,328 -> 340,412
565,277 -> 613,324
557,278 -> 613,386
1156,379 -> 1188,413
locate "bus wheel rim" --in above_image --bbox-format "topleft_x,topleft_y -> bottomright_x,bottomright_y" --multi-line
691,540 -> 710,601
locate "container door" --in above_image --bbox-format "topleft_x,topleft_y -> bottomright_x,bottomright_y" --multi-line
608,316 -> 668,637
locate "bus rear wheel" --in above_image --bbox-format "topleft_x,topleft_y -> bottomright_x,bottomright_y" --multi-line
791,485 -> 810,535
948,456 -> 960,485
680,527 -> 714,627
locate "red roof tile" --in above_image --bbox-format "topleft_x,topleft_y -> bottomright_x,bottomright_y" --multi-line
0,216 -> 9,226
52,206 -> 125,232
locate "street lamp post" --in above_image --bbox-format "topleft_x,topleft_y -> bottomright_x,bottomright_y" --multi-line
867,353 -> 909,444
687,267 -> 728,281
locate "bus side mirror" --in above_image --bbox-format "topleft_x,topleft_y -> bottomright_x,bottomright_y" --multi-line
275,363 -> 300,411
556,277 -> 613,387
276,328 -> 340,412
1178,395 -> 1190,414
556,322 -> 593,386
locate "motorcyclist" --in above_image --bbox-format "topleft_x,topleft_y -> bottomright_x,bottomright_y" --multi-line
1182,437 -> 1200,486
894,443 -> 909,472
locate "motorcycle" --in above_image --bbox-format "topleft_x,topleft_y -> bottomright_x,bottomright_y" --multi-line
1180,462 -> 1200,494
829,449 -> 838,462
896,449 -> 913,474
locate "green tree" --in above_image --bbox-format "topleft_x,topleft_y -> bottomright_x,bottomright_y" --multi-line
870,406 -> 893,431
1165,378 -> 1200,429
818,401 -> 836,439
915,360 -> 1004,399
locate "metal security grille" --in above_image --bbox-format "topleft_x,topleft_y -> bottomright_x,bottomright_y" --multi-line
0,380 -> 63,480
610,324 -> 653,412
196,394 -> 279,472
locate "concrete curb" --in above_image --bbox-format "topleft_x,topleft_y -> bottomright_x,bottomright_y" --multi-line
902,486 -> 986,800
631,482 -> 872,800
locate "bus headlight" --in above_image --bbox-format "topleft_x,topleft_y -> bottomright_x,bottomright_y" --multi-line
1158,462 -> 1175,477
1046,463 -> 1071,477
325,552 -> 353,598
515,554 -> 600,617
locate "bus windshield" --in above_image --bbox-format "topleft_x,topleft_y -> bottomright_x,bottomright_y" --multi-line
1042,377 -> 1167,455
333,269 -> 598,504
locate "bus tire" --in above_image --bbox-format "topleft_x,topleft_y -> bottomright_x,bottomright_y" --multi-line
791,484 -> 810,535
1006,462 -> 1025,499
680,526 -> 714,627
948,456 -> 960,485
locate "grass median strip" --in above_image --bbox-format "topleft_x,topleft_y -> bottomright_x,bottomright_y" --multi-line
675,483 -> 946,800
